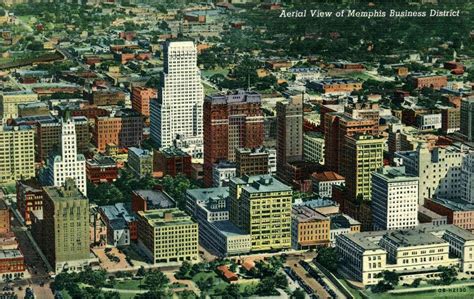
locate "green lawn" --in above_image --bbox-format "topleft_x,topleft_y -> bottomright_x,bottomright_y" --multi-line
192,271 -> 228,295
202,67 -> 229,78
203,82 -> 218,95
113,279 -> 143,290
60,290 -> 72,299
363,285 -> 474,299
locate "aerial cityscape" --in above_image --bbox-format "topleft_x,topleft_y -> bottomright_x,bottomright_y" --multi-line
0,0 -> 473,298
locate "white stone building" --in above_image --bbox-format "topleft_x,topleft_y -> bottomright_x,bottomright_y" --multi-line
336,224 -> 474,286
372,166 -> 419,231
416,113 -> 442,131
395,144 -> 465,204
45,116 -> 86,195
303,131 -> 325,164
150,41 -> 204,158
212,161 -> 237,187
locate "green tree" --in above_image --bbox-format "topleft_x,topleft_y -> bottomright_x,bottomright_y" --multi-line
136,266 -> 146,277
291,288 -> 306,299
176,261 -> 192,279
256,277 -> 277,296
437,266 -> 457,285
143,270 -> 169,291
222,283 -> 241,299
315,247 -> 340,272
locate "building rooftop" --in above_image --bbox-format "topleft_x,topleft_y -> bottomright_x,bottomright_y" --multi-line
138,208 -> 195,227
205,90 -> 261,105
100,203 -> 136,223
429,197 -> 474,212
129,147 -> 152,157
384,230 -> 445,247
373,166 -> 418,182
159,147 -> 190,158
312,171 -> 344,182
330,214 -> 360,230
231,175 -> 291,194
133,190 -> 175,209
292,206 -> 328,222
187,187 -> 229,204
212,220 -> 249,238
87,155 -> 117,167
43,179 -> 87,202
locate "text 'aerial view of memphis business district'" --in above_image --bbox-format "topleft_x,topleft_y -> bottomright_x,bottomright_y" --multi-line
0,0 -> 473,298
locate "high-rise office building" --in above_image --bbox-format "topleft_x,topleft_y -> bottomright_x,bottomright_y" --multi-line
276,96 -> 303,175
150,41 -> 204,158
229,175 -> 292,251
344,134 -> 385,201
44,116 -> 87,195
93,109 -> 143,152
324,107 -> 379,176
131,86 -> 157,118
372,166 -> 419,231
0,124 -> 35,184
395,144 -> 465,204
38,179 -> 90,273
203,91 -> 264,186
460,97 -> 474,141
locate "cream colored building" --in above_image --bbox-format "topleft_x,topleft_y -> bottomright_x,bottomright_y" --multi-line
0,125 -> 35,184
336,224 -> 474,286
0,91 -> 39,120
303,131 -> 325,165
137,209 -> 199,264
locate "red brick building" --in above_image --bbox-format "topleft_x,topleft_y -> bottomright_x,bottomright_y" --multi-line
131,86 -> 157,118
0,200 -> 9,235
153,147 -> 192,178
84,89 -> 127,106
424,198 -> 474,232
86,156 -> 118,183
0,250 -> 25,280
203,91 -> 264,186
93,109 -> 144,152
409,74 -> 448,90
16,179 -> 43,226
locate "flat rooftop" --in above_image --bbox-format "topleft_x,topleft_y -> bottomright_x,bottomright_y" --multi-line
133,190 -> 175,209
231,175 -> 291,194
138,209 -> 195,227
213,220 -> 249,238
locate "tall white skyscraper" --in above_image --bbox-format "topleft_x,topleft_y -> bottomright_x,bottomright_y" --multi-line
372,166 -> 419,231
45,115 -> 87,195
150,41 -> 204,157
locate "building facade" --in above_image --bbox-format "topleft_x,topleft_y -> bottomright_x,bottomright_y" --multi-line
0,91 -> 39,120
461,97 -> 474,141
44,116 -> 87,195
0,125 -> 35,184
131,86 -> 157,118
150,41 -> 204,158
128,147 -> 153,178
203,91 -> 264,186
371,166 -> 419,231
137,209 -> 199,264
303,131 -> 325,165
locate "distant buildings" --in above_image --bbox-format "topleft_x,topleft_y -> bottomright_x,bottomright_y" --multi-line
424,198 -> 474,232
371,166 -> 419,231
408,74 -> 448,90
150,41 -> 204,158
0,125 -> 35,184
136,209 -> 199,264
93,109 -> 143,152
127,147 -> 153,178
460,97 -> 474,141
203,91 -> 264,186
34,179 -> 91,273
44,116 -> 87,195
0,91 -> 39,120
336,224 -> 474,286
307,79 -> 362,95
